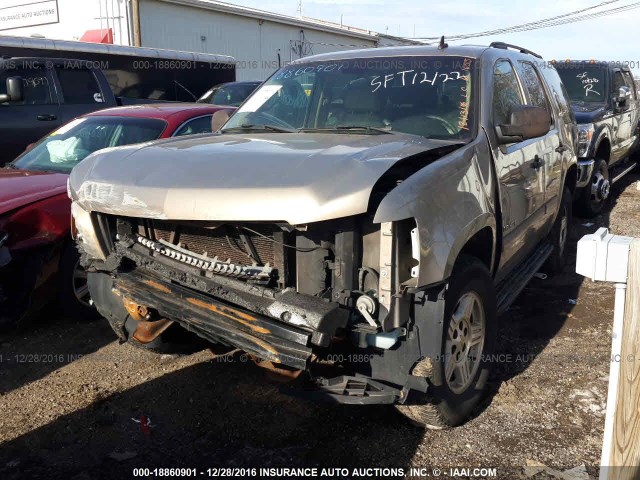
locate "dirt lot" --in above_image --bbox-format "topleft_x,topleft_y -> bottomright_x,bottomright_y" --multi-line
1,172 -> 639,480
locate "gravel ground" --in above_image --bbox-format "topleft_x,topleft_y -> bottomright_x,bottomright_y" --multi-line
1,171 -> 639,480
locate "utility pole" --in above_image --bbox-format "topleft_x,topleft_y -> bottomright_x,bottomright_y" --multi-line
131,0 -> 142,46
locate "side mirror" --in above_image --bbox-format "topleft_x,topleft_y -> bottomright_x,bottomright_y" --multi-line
615,86 -> 631,110
619,86 -> 631,99
496,105 -> 551,144
211,109 -> 231,132
0,76 -> 24,103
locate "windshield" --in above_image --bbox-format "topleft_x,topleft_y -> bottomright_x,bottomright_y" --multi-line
198,83 -> 260,106
222,55 -> 476,140
10,116 -> 167,174
556,65 -> 607,103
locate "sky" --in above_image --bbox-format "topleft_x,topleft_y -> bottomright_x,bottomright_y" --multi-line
236,0 -> 640,75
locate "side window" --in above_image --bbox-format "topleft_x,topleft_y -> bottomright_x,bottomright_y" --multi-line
622,72 -> 637,99
519,62 -> 551,113
492,60 -> 524,125
173,115 -> 213,137
55,67 -> 103,104
613,71 -> 626,94
0,67 -> 54,105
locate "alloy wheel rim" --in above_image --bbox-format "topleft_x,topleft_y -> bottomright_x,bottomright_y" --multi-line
72,259 -> 91,307
590,166 -> 610,204
444,291 -> 486,394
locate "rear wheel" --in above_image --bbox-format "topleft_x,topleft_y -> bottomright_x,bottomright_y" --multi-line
543,186 -> 572,275
396,255 -> 496,428
579,158 -> 609,217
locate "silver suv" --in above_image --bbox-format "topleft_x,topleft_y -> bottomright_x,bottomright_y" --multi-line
69,42 -> 577,428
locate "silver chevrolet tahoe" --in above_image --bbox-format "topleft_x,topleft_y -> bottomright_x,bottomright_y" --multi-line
68,42 -> 578,428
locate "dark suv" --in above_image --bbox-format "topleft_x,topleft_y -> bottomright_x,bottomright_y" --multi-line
556,61 -> 639,216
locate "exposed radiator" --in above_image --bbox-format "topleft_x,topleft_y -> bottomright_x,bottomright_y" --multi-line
152,222 -> 278,267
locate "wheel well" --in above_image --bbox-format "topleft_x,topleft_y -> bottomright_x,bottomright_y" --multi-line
595,138 -> 611,163
457,227 -> 493,272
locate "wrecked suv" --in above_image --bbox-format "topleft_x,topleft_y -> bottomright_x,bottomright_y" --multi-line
69,43 -> 577,428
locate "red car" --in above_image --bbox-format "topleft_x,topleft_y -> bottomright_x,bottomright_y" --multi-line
0,103 -> 233,326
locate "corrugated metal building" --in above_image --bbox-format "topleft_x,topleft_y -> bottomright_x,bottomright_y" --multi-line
1,0 -> 419,80
139,0 -> 379,80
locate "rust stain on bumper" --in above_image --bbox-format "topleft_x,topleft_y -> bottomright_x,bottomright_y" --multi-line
142,279 -> 171,293
123,298 -> 149,321
186,297 -> 270,335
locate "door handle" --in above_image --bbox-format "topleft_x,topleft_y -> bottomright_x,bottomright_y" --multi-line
37,114 -> 57,121
555,143 -> 568,154
530,155 -> 544,169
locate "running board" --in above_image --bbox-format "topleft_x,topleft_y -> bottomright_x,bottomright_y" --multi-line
496,243 -> 553,315
611,160 -> 638,184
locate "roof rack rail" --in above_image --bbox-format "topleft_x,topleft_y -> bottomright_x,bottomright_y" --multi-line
489,42 -> 542,59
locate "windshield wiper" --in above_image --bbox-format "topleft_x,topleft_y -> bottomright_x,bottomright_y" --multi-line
224,124 -> 298,133
301,126 -> 394,135
3,163 -> 18,170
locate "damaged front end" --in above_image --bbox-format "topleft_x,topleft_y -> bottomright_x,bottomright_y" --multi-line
79,207 -> 446,404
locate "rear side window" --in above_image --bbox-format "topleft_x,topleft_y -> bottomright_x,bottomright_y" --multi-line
56,67 -> 103,104
0,67 -> 54,105
539,66 -> 575,126
173,115 -> 213,137
519,62 -> 551,112
492,60 -> 524,125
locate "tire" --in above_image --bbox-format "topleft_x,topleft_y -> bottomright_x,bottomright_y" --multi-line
578,158 -> 610,217
59,244 -> 100,321
543,186 -> 572,275
396,255 -> 497,429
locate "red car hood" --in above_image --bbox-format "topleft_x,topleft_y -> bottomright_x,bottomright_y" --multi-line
0,169 -> 68,216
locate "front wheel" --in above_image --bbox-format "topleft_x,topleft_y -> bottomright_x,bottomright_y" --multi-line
578,158 -> 609,217
59,244 -> 99,321
396,255 -> 497,428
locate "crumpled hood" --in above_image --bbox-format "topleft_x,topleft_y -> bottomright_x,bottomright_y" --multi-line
0,169 -> 68,216
69,132 -> 458,224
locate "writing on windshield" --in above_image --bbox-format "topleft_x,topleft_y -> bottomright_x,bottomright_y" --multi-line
226,56 -> 477,141
556,66 -> 606,103
576,72 -> 601,97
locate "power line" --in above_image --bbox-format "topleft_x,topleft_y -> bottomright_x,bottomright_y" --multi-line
512,2 -> 640,32
414,0 -> 639,43
414,0 -> 623,40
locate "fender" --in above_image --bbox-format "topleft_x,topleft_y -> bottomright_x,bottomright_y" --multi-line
1,193 -> 71,252
373,134 -> 497,286
587,123 -> 612,160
